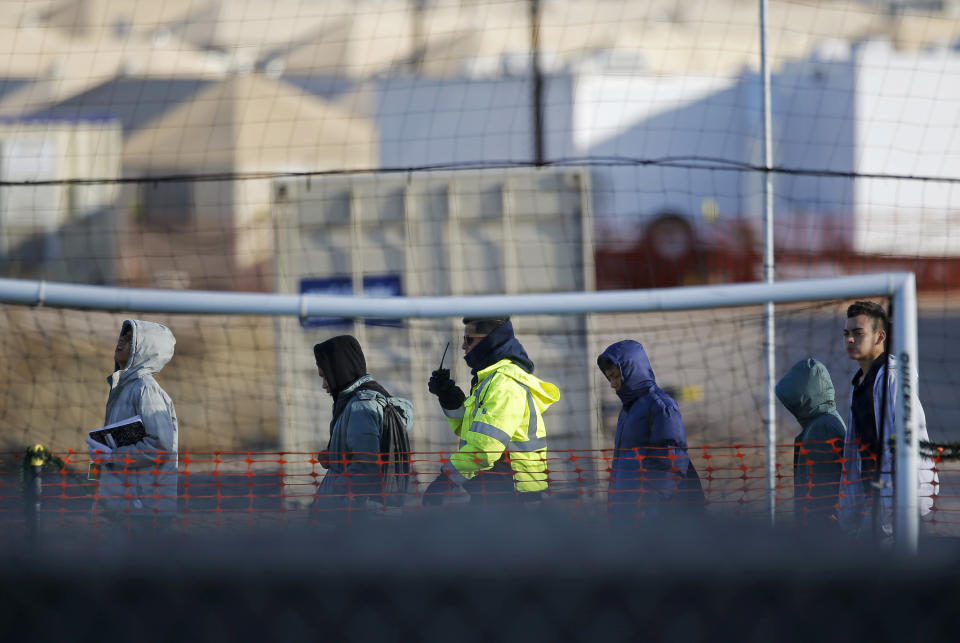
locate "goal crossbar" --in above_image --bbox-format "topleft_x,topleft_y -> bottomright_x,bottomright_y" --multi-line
0,273 -> 915,317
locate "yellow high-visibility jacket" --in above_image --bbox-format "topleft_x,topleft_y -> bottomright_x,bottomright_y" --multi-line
440,358 -> 560,493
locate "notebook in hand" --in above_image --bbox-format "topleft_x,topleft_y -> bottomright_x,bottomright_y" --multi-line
89,415 -> 146,450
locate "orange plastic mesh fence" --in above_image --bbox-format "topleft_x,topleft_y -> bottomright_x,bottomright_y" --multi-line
2,443 -> 953,537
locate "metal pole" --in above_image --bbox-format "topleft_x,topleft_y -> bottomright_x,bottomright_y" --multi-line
23,445 -> 46,545
0,273 -> 914,318
893,274 -> 919,554
760,0 -> 777,527
24,464 -> 41,543
529,0 -> 545,166
409,0 -> 426,72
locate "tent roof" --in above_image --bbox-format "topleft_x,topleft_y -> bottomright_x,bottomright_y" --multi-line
123,73 -> 375,172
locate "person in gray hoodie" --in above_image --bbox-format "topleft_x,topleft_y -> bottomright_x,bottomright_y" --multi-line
775,357 -> 846,528
85,320 -> 178,528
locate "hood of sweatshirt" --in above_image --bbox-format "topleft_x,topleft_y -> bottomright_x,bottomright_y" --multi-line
474,359 -> 560,413
464,320 -> 534,384
313,335 -> 371,400
109,319 -> 176,389
597,340 -> 655,407
775,357 -> 839,427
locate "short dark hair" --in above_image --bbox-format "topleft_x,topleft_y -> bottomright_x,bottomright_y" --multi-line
846,300 -> 889,334
463,317 -> 509,335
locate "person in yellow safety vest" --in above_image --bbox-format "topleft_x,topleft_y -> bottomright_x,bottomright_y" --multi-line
423,317 -> 560,506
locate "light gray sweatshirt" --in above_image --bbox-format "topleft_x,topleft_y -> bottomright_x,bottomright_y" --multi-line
95,319 -> 178,516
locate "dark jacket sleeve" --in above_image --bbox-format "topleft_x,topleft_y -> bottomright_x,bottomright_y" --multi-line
642,402 -> 690,501
797,418 -> 845,521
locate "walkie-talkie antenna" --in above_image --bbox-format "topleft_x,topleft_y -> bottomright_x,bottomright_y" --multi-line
439,341 -> 450,370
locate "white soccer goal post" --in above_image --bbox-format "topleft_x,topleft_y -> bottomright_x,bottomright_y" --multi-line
0,272 -> 921,552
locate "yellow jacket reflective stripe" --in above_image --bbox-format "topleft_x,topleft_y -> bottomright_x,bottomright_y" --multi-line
441,358 -> 560,493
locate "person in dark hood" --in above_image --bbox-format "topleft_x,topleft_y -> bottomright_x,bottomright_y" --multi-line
312,335 -> 413,514
85,320 -> 178,530
597,340 -> 703,517
424,317 -> 559,505
775,357 -> 846,528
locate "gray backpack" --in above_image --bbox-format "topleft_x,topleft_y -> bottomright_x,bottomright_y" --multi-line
376,396 -> 413,507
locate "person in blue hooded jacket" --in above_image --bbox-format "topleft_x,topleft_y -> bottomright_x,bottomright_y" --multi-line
597,340 -> 703,517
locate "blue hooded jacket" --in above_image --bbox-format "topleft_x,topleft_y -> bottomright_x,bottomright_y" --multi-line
598,340 -> 701,515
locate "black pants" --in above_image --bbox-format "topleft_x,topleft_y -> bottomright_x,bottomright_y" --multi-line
462,460 -> 543,505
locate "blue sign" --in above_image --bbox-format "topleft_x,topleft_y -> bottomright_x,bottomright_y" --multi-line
299,275 -> 403,328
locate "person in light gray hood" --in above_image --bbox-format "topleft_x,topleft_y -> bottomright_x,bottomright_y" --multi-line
85,320 -> 178,524
775,358 -> 846,528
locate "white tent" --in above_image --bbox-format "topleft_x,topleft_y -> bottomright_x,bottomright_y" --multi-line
120,74 -> 375,291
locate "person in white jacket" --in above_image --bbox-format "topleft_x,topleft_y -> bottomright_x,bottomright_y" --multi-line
85,320 -> 179,530
838,301 -> 938,539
